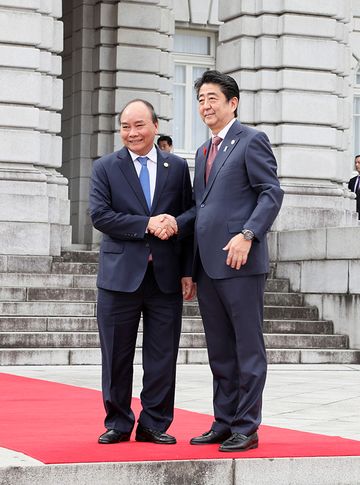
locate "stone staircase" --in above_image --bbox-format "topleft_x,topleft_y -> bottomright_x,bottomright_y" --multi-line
0,250 -> 359,365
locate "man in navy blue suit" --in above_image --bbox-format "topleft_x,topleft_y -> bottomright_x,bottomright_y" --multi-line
189,71 -> 284,451
89,99 -> 195,445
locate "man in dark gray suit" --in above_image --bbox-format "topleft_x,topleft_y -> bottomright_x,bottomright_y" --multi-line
89,99 -> 195,445
189,71 -> 283,452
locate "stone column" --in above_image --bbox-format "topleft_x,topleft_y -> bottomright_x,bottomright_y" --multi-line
113,0 -> 174,143
61,0 -> 96,246
218,0 -> 357,230
89,0 -> 174,245
0,0 -> 71,255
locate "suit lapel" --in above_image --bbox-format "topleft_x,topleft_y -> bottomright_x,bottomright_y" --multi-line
117,148 -> 150,213
196,141 -> 211,195
151,148 -> 169,213
202,120 -> 244,200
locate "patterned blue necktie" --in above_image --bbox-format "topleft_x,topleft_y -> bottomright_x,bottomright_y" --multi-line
137,156 -> 151,209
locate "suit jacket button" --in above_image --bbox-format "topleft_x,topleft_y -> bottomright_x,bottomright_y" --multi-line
200,203 -> 205,208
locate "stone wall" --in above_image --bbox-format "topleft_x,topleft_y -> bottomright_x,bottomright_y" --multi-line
218,0 -> 358,230
0,0 -> 70,255
269,227 -> 360,349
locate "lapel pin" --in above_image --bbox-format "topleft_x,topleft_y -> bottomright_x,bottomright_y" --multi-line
223,146 -> 228,152
231,139 -> 235,145
164,162 -> 169,167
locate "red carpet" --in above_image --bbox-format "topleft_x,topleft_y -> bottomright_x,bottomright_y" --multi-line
1,372 -> 360,464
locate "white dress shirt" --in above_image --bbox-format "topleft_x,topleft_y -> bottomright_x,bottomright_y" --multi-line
212,117 -> 237,150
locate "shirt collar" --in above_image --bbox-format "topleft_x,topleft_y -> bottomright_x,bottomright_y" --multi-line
212,117 -> 237,142
128,145 -> 157,164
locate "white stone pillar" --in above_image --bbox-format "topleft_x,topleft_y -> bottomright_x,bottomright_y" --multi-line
218,0 -> 357,230
61,0 -> 96,246
0,0 -> 71,255
114,0 -> 174,141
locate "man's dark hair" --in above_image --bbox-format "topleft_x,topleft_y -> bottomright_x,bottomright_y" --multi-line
157,135 -> 173,146
118,99 -> 158,124
355,154 -> 360,160
194,70 -> 239,118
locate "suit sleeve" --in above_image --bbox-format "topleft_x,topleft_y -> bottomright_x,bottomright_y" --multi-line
244,132 -> 284,241
177,160 -> 195,276
176,159 -> 196,240
89,159 -> 149,240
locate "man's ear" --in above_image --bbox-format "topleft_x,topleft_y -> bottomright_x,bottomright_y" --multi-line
231,97 -> 239,114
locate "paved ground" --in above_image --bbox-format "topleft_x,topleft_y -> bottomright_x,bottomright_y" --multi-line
1,364 -> 360,447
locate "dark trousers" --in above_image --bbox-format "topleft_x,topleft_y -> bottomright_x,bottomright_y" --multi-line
196,264 -> 267,436
97,264 -> 183,433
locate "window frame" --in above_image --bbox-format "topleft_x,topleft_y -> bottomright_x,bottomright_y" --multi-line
172,30 -> 216,158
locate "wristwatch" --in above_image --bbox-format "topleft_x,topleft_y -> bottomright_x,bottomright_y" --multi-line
242,229 -> 255,241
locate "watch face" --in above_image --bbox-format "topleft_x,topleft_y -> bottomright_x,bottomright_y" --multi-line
243,230 -> 254,240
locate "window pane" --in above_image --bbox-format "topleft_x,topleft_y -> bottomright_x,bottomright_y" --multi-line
192,66 -> 208,149
354,113 -> 360,156
174,84 -> 185,149
356,69 -> 360,85
174,34 -> 210,55
354,96 -> 360,114
174,65 -> 185,84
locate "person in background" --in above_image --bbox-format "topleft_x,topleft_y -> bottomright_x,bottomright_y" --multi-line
188,70 -> 283,452
89,99 -> 195,446
157,135 -> 173,153
348,154 -> 360,219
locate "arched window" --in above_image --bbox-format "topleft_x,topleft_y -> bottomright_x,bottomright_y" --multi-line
353,66 -> 360,156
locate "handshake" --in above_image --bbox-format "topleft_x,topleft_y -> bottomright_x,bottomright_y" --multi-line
147,214 -> 178,240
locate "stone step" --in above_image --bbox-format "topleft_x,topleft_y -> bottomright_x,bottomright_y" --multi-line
26,288 -> 97,302
264,306 -> 318,320
264,333 -> 348,349
183,304 -> 318,320
0,288 -> 302,306
264,292 -> 303,306
0,301 -> 317,321
0,272 -> 289,292
0,316 -> 334,335
53,250 -> 99,263
0,302 -> 95,317
0,273 -> 96,288
262,319 -> 334,335
51,262 -> 98,275
0,347 -> 359,366
265,279 -> 289,292
0,331 -> 347,350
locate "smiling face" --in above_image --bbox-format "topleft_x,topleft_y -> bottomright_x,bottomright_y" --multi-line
198,83 -> 238,135
119,101 -> 158,156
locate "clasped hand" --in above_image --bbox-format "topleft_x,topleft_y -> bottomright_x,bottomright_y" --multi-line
147,214 -> 178,240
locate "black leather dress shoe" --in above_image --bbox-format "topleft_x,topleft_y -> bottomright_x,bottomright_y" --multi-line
219,432 -> 258,452
190,429 -> 231,445
98,429 -> 131,444
135,424 -> 176,444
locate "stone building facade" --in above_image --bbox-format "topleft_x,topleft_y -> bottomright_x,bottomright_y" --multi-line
0,0 -> 360,346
